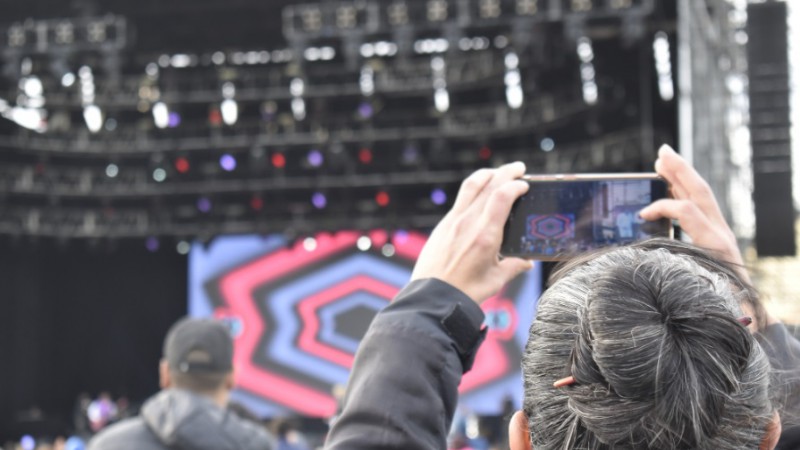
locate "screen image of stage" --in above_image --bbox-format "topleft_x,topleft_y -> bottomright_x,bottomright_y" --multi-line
189,231 -> 541,418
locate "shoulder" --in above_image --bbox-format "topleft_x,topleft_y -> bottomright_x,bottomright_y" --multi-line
89,417 -> 163,450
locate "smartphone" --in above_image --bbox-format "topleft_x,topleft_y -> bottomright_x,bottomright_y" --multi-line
501,174 -> 672,260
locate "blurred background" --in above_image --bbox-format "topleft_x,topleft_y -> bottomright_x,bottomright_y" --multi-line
0,0 -> 796,449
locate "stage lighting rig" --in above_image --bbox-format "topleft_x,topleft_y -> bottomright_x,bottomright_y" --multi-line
2,16 -> 127,55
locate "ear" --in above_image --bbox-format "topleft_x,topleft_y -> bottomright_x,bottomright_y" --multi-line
159,360 -> 172,389
760,412 -> 781,450
508,410 -> 533,450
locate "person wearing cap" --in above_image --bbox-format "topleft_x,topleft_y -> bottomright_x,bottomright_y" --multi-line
88,317 -> 274,450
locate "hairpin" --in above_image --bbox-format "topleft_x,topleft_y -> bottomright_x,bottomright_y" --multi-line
553,376 -> 576,388
738,316 -> 753,327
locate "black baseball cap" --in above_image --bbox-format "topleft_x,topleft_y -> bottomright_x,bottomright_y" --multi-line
163,317 -> 234,374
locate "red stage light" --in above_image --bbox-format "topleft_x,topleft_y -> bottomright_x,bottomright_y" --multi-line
375,191 -> 390,207
250,195 -> 264,211
272,152 -> 286,169
359,148 -> 373,164
174,157 -> 190,174
478,146 -> 492,160
209,107 -> 223,126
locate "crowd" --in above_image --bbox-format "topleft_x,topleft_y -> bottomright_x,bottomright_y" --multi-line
7,144 -> 800,450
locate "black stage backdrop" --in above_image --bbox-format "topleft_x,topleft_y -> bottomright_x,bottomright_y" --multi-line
0,239 -> 187,438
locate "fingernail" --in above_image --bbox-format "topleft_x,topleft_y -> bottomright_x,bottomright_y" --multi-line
658,144 -> 676,157
654,158 -> 662,173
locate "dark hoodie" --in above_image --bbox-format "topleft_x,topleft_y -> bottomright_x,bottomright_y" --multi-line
89,389 -> 274,450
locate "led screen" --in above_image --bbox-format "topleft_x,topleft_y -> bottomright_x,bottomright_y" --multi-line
190,230 -> 541,417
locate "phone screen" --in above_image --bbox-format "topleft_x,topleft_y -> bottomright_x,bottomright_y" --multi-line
501,176 -> 671,260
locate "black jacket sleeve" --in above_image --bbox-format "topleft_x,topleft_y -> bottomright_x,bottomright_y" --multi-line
324,278 -> 486,450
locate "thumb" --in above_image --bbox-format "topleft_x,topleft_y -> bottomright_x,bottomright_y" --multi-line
498,257 -> 534,284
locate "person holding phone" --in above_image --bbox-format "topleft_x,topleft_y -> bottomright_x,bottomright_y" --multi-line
324,145 -> 798,450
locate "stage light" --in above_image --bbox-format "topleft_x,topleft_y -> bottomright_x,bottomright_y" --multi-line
61,72 -> 76,87
176,240 -> 191,255
250,195 -> 264,211
220,153 -> 237,172
303,237 -> 318,252
431,57 -> 450,112
145,63 -> 159,78
307,149 -> 324,167
381,243 -> 396,257
105,163 -> 119,178
427,0 -> 448,21
197,197 -> 212,213
153,102 -> 169,129
376,191 -> 390,207
168,112 -> 181,128
653,32 -> 674,101
20,435 -> 35,450
571,0 -> 593,12
360,65 -> 375,96
152,168 -> 167,182
540,137 -> 555,151
402,144 -> 420,164
577,37 -> 598,105
83,105 -> 103,133
145,236 -> 159,252
320,46 -> 336,60
175,157 -> 190,174
393,230 -> 410,245
479,146 -> 492,160
211,51 -> 226,65
431,188 -> 447,205
359,148 -> 373,164
516,0 -> 538,14
87,21 -> 107,43
504,52 -> 524,109
271,152 -> 286,169
311,192 -> 327,209
388,2 -> 409,25
291,98 -> 306,121
357,235 -> 372,251
494,35 -> 510,48
610,0 -> 632,8
480,0 -> 502,18
336,4 -> 357,29
221,99 -> 238,125
357,101 -> 374,119
22,76 -> 43,97
8,25 -> 25,47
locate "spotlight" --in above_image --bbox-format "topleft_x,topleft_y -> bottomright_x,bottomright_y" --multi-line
250,194 -> 264,211
196,197 -> 212,213
311,192 -> 327,209
105,163 -> 119,178
427,0 -> 448,21
303,237 -> 318,252
176,240 -> 191,255
219,153 -> 237,172
61,72 -> 76,87
271,152 -> 286,169
152,168 -> 167,182
479,146 -> 492,160
357,101 -> 374,119
393,230 -> 410,245
357,235 -> 372,251
153,102 -> 169,129
221,99 -> 238,125
145,236 -> 160,252
381,243 -> 396,257
359,148 -> 373,164
431,188 -> 447,205
174,157 -> 190,174
402,144 -> 420,164
168,112 -> 181,128
540,137 -> 555,152
376,191 -> 390,207
83,105 -> 103,133
653,32 -> 674,101
307,149 -> 324,167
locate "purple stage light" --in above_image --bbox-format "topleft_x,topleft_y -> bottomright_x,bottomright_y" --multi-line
308,149 -> 324,167
431,188 -> 447,205
357,101 -> 374,119
220,153 -> 237,171
197,197 -> 212,213
402,144 -> 419,164
393,229 -> 410,245
311,192 -> 327,209
145,236 -> 160,252
168,112 -> 181,128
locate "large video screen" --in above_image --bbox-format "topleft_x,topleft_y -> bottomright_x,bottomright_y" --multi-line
189,231 -> 541,417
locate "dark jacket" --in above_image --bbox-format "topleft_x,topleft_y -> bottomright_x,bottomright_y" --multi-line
89,389 -> 274,450
325,278 -> 800,450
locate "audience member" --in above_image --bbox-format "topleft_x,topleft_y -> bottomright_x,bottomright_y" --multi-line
325,145 -> 800,449
88,317 -> 274,450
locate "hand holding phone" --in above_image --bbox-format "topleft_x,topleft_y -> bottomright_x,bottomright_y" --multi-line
501,174 -> 672,260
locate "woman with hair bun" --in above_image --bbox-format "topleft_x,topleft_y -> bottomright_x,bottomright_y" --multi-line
325,145 -> 797,450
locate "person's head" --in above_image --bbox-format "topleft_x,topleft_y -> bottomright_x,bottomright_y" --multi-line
510,239 -> 781,450
158,317 -> 235,407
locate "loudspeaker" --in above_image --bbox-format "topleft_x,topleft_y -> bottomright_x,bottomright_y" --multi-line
747,2 -> 794,256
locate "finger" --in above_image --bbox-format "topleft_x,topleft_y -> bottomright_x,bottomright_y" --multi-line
498,257 -> 534,285
480,179 -> 530,238
655,157 -> 688,199
639,198 -> 715,239
451,168 -> 495,215
470,161 -> 526,213
656,145 -> 726,226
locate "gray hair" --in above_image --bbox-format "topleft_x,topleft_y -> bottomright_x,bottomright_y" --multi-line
523,240 -> 775,449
